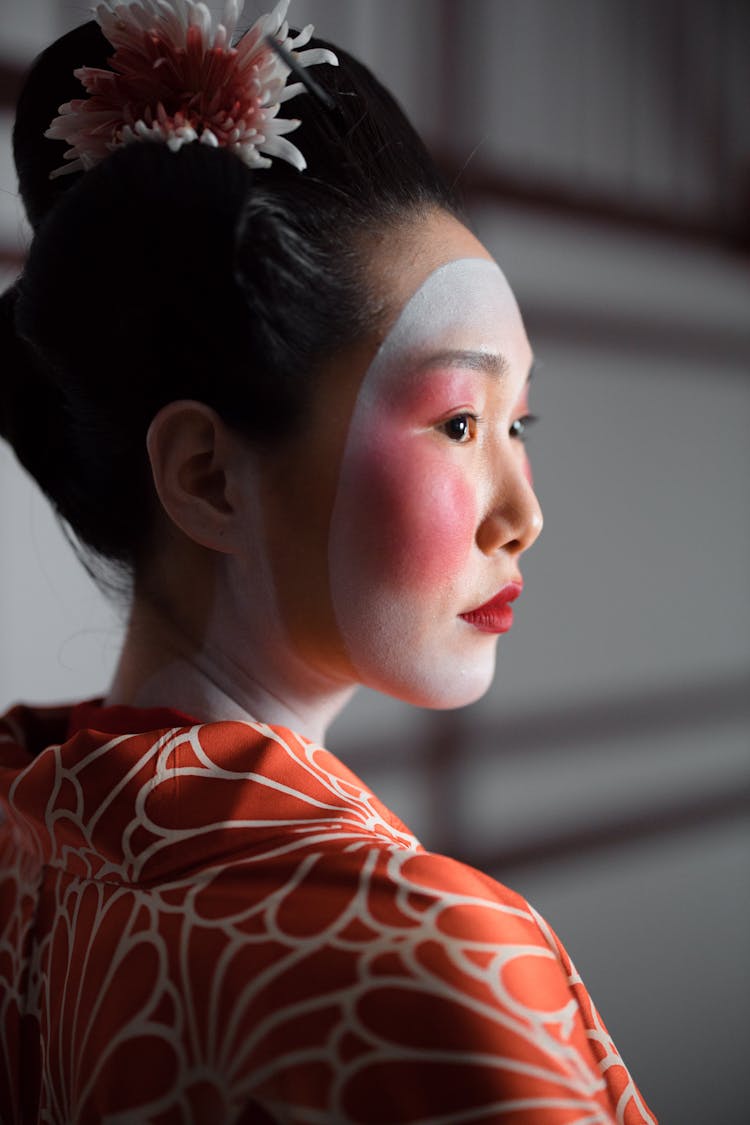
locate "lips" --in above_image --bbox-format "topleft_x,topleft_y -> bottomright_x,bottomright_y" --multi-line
460,581 -> 523,634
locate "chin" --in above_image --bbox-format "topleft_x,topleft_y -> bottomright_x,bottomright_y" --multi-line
366,649 -> 498,711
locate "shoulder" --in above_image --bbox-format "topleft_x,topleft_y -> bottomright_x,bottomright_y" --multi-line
216,841 -> 640,1121
297,845 -> 655,1122
331,844 -> 583,1017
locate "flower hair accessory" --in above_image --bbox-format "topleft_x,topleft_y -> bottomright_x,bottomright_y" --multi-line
45,0 -> 339,178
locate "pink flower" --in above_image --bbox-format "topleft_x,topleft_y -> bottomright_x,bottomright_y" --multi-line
45,0 -> 338,177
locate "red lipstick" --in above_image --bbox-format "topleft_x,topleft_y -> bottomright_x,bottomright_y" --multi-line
460,582 -> 523,634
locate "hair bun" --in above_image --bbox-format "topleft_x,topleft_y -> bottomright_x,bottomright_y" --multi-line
0,282 -> 70,501
14,20 -> 111,230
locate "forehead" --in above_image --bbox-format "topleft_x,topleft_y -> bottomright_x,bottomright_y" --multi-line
367,257 -> 530,385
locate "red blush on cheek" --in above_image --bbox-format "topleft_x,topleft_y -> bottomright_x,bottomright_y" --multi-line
347,424 -> 477,591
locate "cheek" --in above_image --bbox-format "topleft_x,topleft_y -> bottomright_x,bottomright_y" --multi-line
336,425 -> 477,592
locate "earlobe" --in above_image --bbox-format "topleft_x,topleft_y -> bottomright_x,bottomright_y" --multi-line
146,400 -> 240,554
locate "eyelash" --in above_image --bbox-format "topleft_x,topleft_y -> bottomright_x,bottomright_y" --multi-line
438,412 -> 540,444
510,413 -> 539,443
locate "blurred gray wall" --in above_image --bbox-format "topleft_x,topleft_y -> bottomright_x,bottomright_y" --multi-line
1,2 -> 749,1121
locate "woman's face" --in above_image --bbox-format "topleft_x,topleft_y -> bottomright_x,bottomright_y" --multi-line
257,210 -> 543,709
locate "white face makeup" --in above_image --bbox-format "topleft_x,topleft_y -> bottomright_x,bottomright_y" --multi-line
119,225 -> 541,739
327,257 -> 542,709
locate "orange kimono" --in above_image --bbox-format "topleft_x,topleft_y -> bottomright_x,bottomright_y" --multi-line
0,700 -> 657,1124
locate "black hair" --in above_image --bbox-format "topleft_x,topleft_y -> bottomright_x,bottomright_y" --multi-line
0,18 -> 462,571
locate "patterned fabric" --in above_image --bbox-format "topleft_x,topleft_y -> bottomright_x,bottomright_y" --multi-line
0,701 -> 657,1124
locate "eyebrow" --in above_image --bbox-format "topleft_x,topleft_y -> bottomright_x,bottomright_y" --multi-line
415,349 -> 536,382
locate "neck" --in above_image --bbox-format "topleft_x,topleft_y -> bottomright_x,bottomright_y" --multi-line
105,576 -> 356,747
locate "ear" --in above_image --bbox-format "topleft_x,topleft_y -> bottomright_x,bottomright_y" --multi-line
146,400 -> 249,554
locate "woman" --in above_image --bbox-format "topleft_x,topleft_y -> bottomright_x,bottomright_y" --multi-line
0,2 -> 657,1122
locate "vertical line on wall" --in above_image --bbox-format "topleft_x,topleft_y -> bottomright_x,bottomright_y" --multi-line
436,0 -> 463,166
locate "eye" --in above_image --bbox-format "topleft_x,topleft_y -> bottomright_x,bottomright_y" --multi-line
437,413 -> 479,443
509,413 -> 539,442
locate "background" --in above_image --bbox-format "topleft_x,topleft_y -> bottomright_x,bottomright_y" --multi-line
1,1 -> 749,1119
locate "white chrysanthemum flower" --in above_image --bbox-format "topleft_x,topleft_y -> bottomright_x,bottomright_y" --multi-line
45,0 -> 338,177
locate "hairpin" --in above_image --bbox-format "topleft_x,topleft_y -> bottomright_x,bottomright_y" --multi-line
264,33 -> 335,110
45,0 -> 339,178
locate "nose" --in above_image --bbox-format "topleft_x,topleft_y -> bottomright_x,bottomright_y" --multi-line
475,454 -> 543,557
